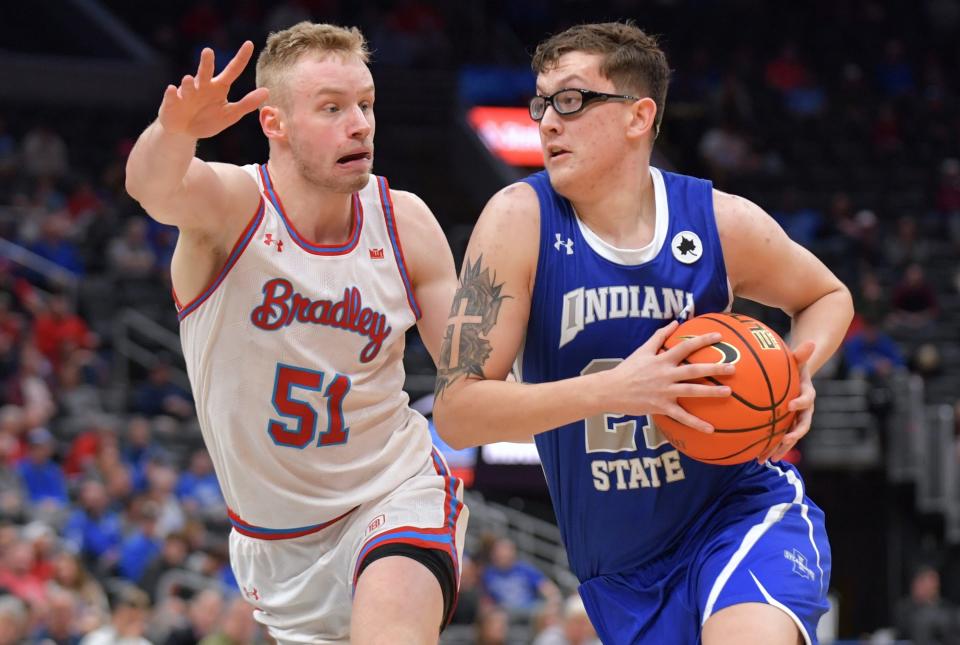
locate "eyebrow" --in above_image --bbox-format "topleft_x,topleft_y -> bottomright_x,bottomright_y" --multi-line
536,75 -> 591,94
312,85 -> 376,98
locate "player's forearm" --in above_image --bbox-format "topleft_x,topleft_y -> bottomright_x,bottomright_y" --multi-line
125,120 -> 198,204
433,373 -> 609,449
790,285 -> 854,375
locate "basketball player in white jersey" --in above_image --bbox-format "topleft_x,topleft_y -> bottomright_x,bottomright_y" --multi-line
125,22 -> 467,645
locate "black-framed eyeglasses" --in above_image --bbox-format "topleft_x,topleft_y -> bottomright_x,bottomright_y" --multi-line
528,88 -> 640,121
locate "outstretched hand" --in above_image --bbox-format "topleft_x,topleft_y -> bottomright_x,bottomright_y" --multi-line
758,340 -> 816,463
158,41 -> 270,139
605,320 -> 734,434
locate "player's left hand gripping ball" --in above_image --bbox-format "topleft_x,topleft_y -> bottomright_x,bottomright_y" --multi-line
760,341 -> 816,463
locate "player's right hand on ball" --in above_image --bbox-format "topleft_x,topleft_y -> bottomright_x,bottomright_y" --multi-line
604,320 -> 734,433
158,41 -> 270,139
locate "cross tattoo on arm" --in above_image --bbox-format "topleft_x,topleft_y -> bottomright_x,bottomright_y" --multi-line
435,255 -> 509,398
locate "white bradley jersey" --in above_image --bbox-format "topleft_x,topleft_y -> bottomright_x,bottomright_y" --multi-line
177,164 -> 432,537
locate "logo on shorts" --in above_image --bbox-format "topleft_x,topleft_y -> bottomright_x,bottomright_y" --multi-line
783,549 -> 815,581
367,514 -> 385,534
243,585 -> 260,601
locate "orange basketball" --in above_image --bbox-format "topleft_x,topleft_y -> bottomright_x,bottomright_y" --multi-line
650,313 -> 800,465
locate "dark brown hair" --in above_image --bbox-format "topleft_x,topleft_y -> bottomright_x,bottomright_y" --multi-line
532,22 -> 670,137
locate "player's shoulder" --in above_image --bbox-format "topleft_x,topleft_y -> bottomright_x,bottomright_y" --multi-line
711,189 -> 770,237
387,188 -> 437,229
475,181 -> 540,237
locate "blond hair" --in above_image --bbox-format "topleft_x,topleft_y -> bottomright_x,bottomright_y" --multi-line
256,22 -> 369,103
532,22 -> 670,137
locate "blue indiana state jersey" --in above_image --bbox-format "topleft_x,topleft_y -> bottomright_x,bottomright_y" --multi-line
521,167 -> 774,582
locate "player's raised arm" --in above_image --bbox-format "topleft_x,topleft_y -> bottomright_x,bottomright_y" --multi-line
715,189 -> 854,461
125,42 -> 269,234
432,184 -> 733,450
716,190 -> 853,375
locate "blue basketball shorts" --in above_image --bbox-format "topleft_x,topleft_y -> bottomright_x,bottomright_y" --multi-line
577,463 -> 831,644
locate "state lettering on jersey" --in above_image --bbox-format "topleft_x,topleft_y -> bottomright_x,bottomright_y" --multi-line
590,449 -> 686,491
559,285 -> 695,347
250,278 -> 392,363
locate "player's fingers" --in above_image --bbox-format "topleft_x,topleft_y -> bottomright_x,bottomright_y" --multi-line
161,84 -> 179,105
666,405 -> 713,434
228,88 -> 270,118
792,340 -> 816,366
662,332 -> 723,363
180,75 -> 197,99
788,389 -> 815,412
216,40 -> 255,86
769,437 -> 798,462
675,362 -> 735,381
196,47 -> 215,84
670,383 -> 731,398
638,320 -> 679,353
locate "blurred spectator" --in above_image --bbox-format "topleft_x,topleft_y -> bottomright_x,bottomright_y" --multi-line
23,520 -> 57,583
118,502 -> 163,584
108,217 -> 156,281
936,158 -> 960,245
0,595 -> 28,645
843,314 -> 906,380
33,293 -> 99,368
140,533 -> 191,603
176,450 -> 224,521
31,585 -> 83,645
62,479 -> 123,572
884,216 -> 931,269
450,554 -> 484,626
197,596 -> 256,645
475,605 -> 509,645
773,187 -> 824,247
890,263 -> 940,329
532,594 -> 601,645
29,213 -> 85,278
146,459 -> 187,539
21,125 -> 68,180
5,345 -> 56,430
0,428 -> 24,522
698,117 -> 756,184
894,565 -> 958,644
765,42 -> 810,93
482,536 -> 561,618
79,585 -> 152,645
16,427 -> 68,514
876,39 -> 915,98
133,359 -> 193,420
163,588 -> 224,645
0,540 -> 47,607
48,551 -> 110,631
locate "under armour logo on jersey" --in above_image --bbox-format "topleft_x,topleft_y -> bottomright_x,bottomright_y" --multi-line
264,233 -> 284,252
554,234 -> 574,255
671,231 -> 701,264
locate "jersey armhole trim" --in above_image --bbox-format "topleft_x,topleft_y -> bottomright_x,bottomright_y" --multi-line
377,176 -> 422,319
175,197 -> 266,322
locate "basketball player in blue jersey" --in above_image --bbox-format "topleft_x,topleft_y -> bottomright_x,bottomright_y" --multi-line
434,22 -> 852,645
125,23 -> 467,645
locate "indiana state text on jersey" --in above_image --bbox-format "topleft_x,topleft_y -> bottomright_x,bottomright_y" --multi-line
559,285 -> 695,347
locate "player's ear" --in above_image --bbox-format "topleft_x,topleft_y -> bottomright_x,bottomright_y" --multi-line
260,103 -> 286,141
626,97 -> 657,141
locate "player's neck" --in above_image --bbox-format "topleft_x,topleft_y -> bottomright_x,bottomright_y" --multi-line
267,159 -> 355,246
570,160 -> 656,249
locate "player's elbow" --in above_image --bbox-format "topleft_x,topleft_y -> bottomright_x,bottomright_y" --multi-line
432,397 -> 476,451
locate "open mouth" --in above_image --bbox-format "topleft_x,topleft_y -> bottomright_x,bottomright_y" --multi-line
337,152 -> 372,165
